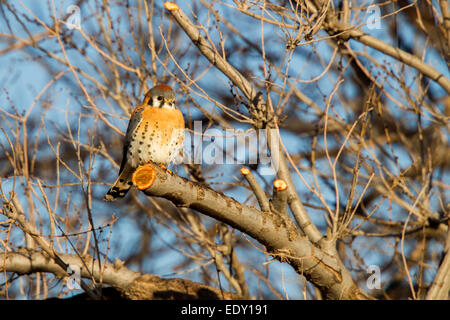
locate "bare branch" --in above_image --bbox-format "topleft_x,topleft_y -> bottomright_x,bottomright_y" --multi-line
426,229 -> 450,299
0,251 -> 240,300
135,163 -> 372,300
240,167 -> 270,212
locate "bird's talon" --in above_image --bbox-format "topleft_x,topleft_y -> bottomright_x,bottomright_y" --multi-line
159,163 -> 173,175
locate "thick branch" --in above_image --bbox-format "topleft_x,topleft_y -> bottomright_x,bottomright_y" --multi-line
264,128 -> 324,244
0,251 -> 240,300
135,163 -> 371,300
347,28 -> 450,94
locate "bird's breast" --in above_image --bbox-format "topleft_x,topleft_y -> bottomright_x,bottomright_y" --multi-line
127,107 -> 185,167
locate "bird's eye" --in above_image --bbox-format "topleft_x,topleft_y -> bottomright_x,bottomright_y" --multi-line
157,96 -> 163,101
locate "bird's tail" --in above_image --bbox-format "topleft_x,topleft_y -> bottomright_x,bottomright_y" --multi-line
103,169 -> 133,201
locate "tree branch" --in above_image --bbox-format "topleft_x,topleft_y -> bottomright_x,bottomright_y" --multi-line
309,0 -> 450,94
3,197 -> 99,299
347,28 -> 450,94
134,163 -> 372,299
426,228 -> 450,299
272,179 -> 288,215
0,250 -> 240,300
240,167 -> 270,212
165,2 -> 257,101
165,2 -> 324,247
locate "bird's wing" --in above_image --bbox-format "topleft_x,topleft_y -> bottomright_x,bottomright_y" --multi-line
118,105 -> 145,174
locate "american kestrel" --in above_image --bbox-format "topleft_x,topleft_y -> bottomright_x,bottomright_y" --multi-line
104,84 -> 185,201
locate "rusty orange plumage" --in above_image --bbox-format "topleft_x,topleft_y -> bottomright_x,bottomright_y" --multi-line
104,84 -> 185,201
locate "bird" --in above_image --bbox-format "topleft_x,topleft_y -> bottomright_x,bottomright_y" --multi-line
104,84 -> 185,201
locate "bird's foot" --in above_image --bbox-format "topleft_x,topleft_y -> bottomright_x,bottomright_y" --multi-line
158,163 -> 173,175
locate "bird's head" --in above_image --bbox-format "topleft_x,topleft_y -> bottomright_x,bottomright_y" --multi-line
144,84 -> 176,110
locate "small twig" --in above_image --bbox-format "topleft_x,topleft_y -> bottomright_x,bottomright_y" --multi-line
240,167 -> 270,212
